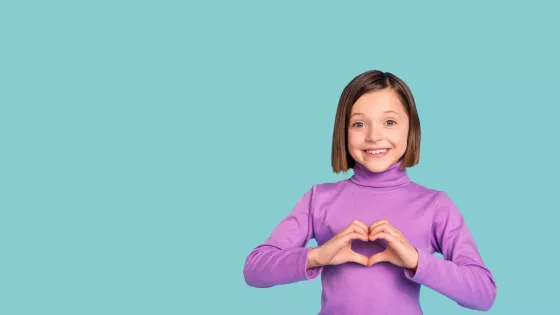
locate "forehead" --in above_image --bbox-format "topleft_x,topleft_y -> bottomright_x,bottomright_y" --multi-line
351,89 -> 405,114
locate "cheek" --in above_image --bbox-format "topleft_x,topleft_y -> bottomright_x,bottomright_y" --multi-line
347,132 -> 361,150
398,129 -> 409,149
389,129 -> 408,149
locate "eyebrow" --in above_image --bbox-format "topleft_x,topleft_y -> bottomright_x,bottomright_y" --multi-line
350,110 -> 400,117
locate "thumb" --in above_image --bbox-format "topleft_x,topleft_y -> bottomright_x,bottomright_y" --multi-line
368,250 -> 390,266
349,251 -> 368,266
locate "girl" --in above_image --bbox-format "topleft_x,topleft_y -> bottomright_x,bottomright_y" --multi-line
243,70 -> 497,314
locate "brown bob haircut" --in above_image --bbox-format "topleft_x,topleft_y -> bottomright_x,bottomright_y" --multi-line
331,70 -> 421,173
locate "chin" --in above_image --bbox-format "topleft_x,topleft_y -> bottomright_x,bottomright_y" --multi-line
354,151 -> 399,173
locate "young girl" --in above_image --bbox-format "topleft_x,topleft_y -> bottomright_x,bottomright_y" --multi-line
243,70 -> 497,314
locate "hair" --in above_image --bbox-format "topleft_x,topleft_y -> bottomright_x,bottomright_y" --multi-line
331,70 -> 421,173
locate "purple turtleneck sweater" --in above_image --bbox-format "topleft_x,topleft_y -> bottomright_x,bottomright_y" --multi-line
243,160 -> 497,314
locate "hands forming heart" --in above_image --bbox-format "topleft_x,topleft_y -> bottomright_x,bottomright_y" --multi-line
308,219 -> 419,271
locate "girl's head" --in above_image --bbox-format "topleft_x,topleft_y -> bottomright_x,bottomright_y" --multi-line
331,70 -> 421,173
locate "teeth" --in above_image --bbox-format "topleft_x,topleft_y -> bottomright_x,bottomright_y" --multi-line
366,149 -> 388,154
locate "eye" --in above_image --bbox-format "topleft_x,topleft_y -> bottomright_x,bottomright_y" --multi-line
385,120 -> 397,126
352,122 -> 364,128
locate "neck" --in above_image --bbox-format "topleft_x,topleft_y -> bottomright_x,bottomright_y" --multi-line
349,159 -> 410,188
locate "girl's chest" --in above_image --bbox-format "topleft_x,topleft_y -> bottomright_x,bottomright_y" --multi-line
312,192 -> 434,253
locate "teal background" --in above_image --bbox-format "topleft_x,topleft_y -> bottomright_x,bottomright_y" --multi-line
1,1 -> 557,314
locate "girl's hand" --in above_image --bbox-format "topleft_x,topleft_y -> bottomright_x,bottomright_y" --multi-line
311,220 -> 370,267
367,219 -> 419,270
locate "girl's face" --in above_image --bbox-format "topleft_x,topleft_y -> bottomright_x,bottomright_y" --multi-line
347,88 -> 409,173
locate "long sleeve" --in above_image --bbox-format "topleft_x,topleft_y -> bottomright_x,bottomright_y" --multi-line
243,186 -> 323,288
404,191 -> 497,311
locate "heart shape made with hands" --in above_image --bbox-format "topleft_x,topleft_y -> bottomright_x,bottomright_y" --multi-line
348,219 -> 419,270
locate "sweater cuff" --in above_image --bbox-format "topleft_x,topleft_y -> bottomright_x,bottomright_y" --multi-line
404,247 -> 430,283
302,247 -> 323,280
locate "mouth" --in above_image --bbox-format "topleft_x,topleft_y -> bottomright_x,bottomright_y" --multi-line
363,148 -> 390,158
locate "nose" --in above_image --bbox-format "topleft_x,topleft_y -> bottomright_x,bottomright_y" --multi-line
365,126 -> 384,142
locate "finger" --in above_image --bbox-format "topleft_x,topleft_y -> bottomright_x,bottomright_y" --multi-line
369,221 -> 404,238
368,250 -> 390,266
342,231 -> 369,243
369,225 -> 400,241
369,218 -> 389,231
341,222 -> 368,239
351,220 -> 369,233
369,231 -> 395,243
351,221 -> 368,237
369,219 -> 401,232
350,251 -> 369,266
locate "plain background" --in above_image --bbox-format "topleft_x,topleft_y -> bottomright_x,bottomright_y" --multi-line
1,1 -> 558,314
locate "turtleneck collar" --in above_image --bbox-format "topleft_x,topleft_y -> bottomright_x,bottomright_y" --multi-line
349,159 -> 410,188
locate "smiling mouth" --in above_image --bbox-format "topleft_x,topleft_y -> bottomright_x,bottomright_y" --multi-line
363,148 -> 390,157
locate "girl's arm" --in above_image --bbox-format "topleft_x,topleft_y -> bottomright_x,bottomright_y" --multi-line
243,185 -> 323,288
404,191 -> 498,311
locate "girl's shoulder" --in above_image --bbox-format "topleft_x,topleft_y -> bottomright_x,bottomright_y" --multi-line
405,180 -> 449,205
306,178 -> 348,198
405,180 -> 443,195
406,181 -> 462,216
